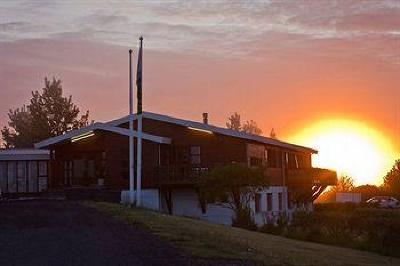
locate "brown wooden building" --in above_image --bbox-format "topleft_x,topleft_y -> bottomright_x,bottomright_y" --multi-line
35,112 -> 336,225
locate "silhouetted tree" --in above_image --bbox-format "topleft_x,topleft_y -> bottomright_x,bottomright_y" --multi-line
198,164 -> 268,229
382,160 -> 400,196
226,112 -> 241,131
353,184 -> 382,201
226,112 -> 262,135
316,174 -> 355,203
335,175 -> 355,192
242,120 -> 263,135
1,77 -> 91,148
270,128 -> 277,139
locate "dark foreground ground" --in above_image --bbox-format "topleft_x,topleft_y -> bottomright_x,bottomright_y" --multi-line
0,200 -> 248,266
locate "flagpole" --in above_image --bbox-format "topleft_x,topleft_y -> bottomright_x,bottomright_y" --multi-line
129,49 -> 135,205
137,115 -> 142,207
136,36 -> 143,207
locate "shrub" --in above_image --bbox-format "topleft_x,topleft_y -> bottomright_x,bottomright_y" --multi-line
260,223 -> 284,235
232,207 -> 258,231
259,213 -> 289,235
285,204 -> 400,257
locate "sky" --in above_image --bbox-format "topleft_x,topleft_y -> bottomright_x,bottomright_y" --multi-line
0,0 -> 399,184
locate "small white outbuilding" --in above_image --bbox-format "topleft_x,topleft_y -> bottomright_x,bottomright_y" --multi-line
0,149 -> 50,194
336,192 -> 362,203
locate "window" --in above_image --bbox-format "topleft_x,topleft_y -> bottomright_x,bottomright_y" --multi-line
267,149 -> 276,167
267,149 -> 282,168
0,162 -> 7,193
38,161 -> 47,176
7,162 -> 17,193
64,161 -> 73,185
250,156 -> 263,167
255,193 -> 261,213
174,146 -> 189,164
247,144 -> 265,167
278,193 -> 283,211
87,160 -> 95,178
190,146 -> 201,165
297,154 -> 310,168
38,161 -> 48,192
73,159 -> 85,179
17,162 -> 27,193
28,161 -> 38,193
159,145 -> 170,166
287,153 -> 298,169
266,193 -> 273,211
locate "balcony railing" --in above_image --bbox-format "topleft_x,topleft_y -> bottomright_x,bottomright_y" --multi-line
287,168 -> 337,186
153,164 -> 337,187
153,164 -> 210,185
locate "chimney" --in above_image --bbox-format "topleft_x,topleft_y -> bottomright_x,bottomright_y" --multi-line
202,113 -> 208,124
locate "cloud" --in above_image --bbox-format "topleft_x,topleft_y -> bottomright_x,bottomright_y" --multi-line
0,0 -> 399,147
0,21 -> 28,31
1,0 -> 398,61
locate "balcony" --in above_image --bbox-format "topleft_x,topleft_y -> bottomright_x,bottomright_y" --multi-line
152,164 -> 337,189
152,164 -> 210,186
287,168 -> 337,186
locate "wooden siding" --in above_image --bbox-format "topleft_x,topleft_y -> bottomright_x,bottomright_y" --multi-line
48,117 -> 317,190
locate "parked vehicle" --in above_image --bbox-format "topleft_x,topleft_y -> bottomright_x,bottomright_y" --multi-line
366,196 -> 399,209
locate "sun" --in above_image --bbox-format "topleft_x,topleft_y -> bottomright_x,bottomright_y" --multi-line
288,119 -> 397,186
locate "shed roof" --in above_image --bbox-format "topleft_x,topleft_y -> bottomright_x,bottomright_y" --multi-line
0,149 -> 50,161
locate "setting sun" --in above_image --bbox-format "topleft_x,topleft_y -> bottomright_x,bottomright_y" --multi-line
289,120 -> 397,185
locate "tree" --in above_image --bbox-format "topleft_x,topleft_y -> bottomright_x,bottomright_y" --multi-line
1,77 -> 91,148
270,128 -> 277,139
315,174 -> 354,203
226,112 -> 241,131
1,106 -> 32,148
382,160 -> 400,196
198,164 -> 268,229
335,174 -> 355,192
242,120 -> 263,135
226,112 -> 263,135
353,184 -> 381,201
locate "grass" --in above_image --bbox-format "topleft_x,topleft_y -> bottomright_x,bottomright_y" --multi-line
85,201 -> 400,266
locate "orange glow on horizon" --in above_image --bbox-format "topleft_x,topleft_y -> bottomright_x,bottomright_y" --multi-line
288,119 -> 398,186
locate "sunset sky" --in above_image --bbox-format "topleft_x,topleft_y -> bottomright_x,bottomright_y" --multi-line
1,1 -> 399,185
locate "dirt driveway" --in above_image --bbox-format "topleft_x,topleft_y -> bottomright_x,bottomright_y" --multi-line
0,200 -> 191,266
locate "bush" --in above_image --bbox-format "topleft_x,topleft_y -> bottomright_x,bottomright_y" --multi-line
285,204 -> 400,257
259,223 -> 284,235
232,207 -> 258,231
259,213 -> 288,235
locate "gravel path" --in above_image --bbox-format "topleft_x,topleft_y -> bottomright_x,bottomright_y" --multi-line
0,200 -> 235,266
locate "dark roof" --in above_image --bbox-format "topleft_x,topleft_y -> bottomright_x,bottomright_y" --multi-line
34,111 -> 317,154
108,112 -> 317,154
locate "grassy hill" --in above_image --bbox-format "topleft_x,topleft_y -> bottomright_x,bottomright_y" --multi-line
86,202 -> 400,266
